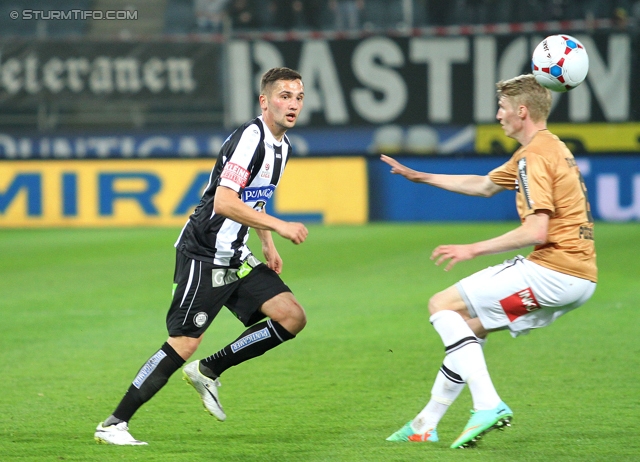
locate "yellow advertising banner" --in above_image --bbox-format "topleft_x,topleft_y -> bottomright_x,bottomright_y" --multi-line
0,158 -> 368,227
476,123 -> 640,155
275,157 -> 368,225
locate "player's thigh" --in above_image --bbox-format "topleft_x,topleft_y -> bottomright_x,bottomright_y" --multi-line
166,252 -> 237,337
429,285 -> 473,319
458,255 -> 595,336
225,264 -> 295,328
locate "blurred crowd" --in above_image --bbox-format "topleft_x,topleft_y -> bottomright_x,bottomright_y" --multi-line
0,0 -> 637,38
192,0 -> 640,32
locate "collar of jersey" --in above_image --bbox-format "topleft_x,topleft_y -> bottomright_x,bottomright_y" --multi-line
258,115 -> 285,146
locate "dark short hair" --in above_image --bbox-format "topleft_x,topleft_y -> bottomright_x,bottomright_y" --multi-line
260,67 -> 302,95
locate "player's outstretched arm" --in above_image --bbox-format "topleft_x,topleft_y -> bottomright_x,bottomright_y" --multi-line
214,186 -> 308,245
380,154 -> 504,197
380,154 -> 427,182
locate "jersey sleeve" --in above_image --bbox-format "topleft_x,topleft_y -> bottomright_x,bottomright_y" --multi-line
488,158 -> 517,190
219,124 -> 261,192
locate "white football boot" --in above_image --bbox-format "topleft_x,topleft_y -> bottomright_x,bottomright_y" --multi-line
183,361 -> 226,421
94,421 -> 147,445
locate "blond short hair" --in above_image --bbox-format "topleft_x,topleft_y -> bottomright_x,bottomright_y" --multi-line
496,74 -> 552,122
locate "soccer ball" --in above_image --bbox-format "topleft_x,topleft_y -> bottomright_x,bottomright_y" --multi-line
531,34 -> 589,92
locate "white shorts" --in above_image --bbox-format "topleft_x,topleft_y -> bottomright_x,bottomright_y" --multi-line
456,256 -> 596,338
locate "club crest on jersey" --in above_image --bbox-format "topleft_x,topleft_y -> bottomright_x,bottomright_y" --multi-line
260,163 -> 271,179
242,185 -> 275,203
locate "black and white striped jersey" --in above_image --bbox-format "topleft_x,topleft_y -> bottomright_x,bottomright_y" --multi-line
175,115 -> 291,267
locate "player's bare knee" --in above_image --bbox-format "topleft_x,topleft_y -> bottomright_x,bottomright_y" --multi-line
279,301 -> 306,334
428,291 -> 447,316
291,303 -> 307,332
262,293 -> 306,334
168,335 -> 202,360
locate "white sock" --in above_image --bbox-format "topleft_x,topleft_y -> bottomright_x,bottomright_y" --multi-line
412,337 -> 490,432
412,400 -> 447,433
430,310 -> 501,410
412,355 -> 464,433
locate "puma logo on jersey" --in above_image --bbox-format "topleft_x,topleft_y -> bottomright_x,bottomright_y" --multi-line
242,185 -> 275,203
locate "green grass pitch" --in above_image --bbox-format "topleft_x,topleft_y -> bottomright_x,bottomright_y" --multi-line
1,223 -> 639,461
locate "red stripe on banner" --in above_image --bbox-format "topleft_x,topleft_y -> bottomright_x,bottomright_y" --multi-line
149,18 -> 615,43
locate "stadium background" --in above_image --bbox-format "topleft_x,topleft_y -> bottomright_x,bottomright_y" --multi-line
1,0 -> 639,227
2,4 -> 639,460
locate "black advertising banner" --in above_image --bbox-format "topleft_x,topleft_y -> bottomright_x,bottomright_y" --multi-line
0,32 -> 637,130
225,32 -> 638,127
0,40 -> 223,124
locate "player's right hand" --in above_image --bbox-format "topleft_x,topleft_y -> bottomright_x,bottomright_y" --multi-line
279,222 -> 308,245
380,154 -> 421,182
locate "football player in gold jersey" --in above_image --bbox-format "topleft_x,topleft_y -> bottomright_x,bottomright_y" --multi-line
382,74 -> 597,449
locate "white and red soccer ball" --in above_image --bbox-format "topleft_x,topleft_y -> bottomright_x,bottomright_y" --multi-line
531,34 -> 589,92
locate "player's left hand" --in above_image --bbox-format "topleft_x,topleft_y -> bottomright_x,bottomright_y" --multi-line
431,244 -> 475,271
263,244 -> 283,274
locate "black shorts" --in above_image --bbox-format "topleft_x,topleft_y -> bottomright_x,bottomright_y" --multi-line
166,250 -> 291,337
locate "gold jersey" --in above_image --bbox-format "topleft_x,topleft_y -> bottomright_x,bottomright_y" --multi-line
489,129 -> 597,282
